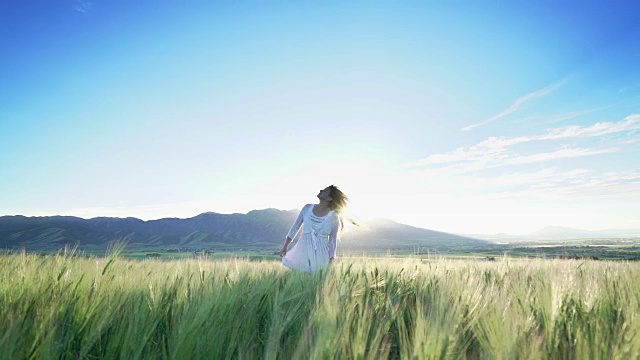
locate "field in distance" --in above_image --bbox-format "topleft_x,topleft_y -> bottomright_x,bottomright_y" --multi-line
1,253 -> 639,358
7,236 -> 640,261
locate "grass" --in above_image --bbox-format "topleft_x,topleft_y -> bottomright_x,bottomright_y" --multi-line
1,251 -> 639,359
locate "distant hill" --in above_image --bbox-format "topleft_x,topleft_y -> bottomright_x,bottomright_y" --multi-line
461,226 -> 640,241
0,208 -> 487,253
529,226 -> 640,240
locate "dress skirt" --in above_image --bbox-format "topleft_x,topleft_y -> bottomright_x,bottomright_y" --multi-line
282,232 -> 331,273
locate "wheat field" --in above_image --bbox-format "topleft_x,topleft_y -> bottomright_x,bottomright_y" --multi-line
1,250 -> 639,359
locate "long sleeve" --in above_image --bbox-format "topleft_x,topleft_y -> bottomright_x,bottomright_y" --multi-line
328,215 -> 339,259
286,205 -> 307,240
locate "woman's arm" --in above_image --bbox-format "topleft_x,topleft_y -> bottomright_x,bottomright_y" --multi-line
280,205 -> 307,256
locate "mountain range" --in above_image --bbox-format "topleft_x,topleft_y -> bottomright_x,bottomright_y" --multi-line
461,226 -> 640,241
0,208 -> 489,253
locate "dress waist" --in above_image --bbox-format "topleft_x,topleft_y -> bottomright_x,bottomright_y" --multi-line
303,230 -> 327,250
302,230 -> 328,236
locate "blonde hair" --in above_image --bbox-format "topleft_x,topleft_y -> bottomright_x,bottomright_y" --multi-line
326,185 -> 358,230
326,185 -> 348,213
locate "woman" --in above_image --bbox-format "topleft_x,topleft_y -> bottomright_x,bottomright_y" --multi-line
280,185 -> 349,273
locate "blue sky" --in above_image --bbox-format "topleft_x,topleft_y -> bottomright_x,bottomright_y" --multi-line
1,1 -> 639,234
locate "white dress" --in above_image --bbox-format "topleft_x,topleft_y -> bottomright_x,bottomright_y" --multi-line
282,204 -> 340,273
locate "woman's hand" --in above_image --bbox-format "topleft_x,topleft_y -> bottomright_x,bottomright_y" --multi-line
280,237 -> 292,257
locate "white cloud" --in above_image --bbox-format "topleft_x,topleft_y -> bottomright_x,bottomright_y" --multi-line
512,106 -> 613,127
500,147 -> 618,166
402,142 -> 604,171
462,80 -> 566,131
475,136 -> 532,149
541,114 -> 640,139
405,114 -> 639,170
400,136 -> 533,168
488,170 -> 640,201
74,0 -> 93,13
